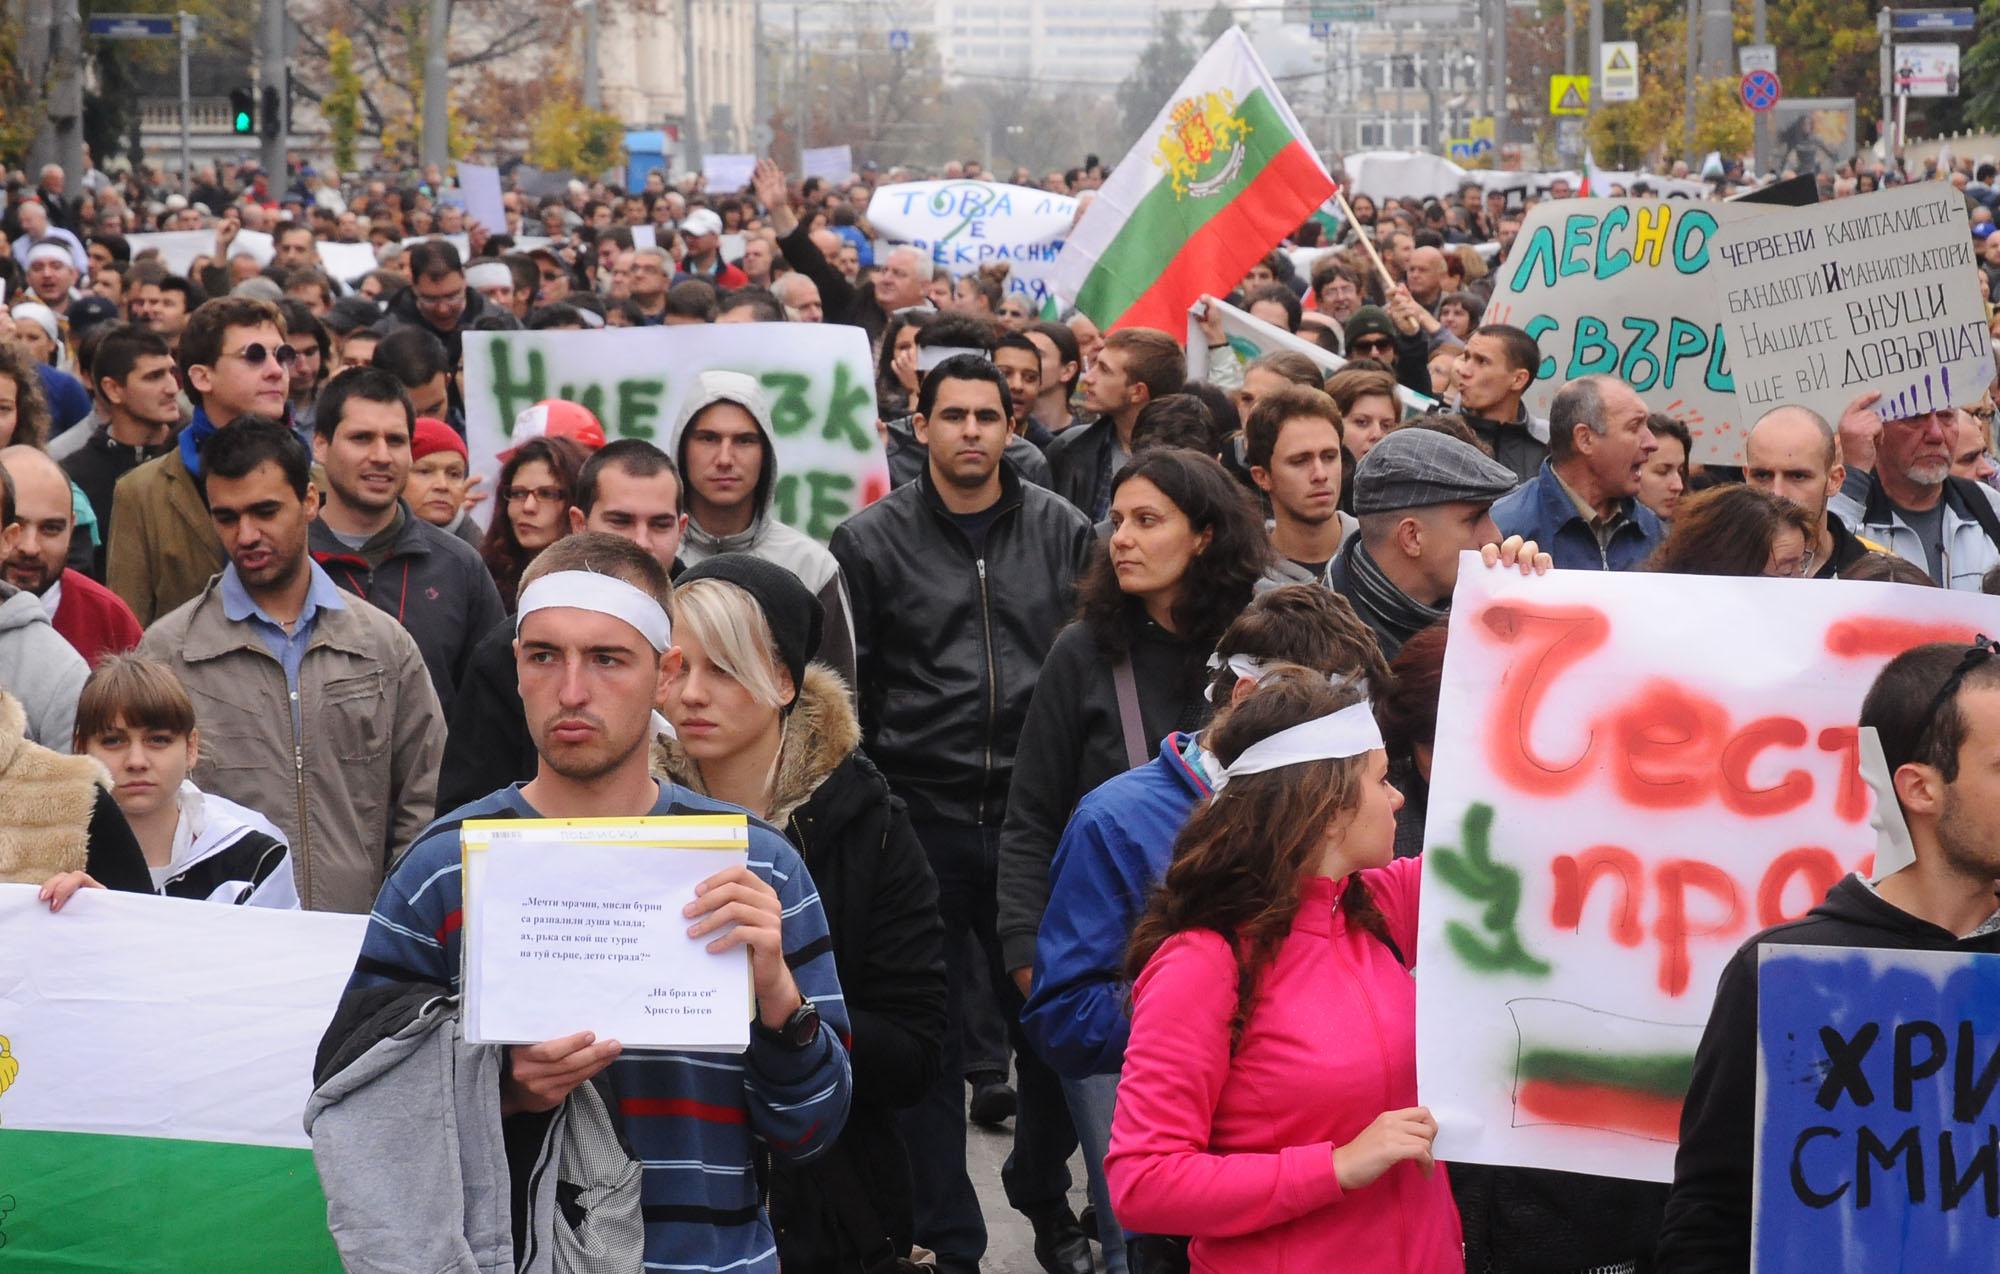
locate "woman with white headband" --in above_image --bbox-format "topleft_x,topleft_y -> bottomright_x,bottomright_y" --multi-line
1106,670 -> 1462,1272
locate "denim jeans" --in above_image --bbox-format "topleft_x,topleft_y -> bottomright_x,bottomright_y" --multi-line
1062,1071 -> 1129,1273
899,819 -> 1080,1268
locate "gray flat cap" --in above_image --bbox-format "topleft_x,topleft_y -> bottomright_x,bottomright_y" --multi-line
1352,425 -> 1520,514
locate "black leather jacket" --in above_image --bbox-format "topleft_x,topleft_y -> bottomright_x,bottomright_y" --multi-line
829,462 -> 1095,827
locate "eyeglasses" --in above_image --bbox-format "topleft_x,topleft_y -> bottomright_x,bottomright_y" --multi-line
416,289 -> 467,311
506,485 -> 566,506
220,343 -> 299,369
1352,337 -> 1395,355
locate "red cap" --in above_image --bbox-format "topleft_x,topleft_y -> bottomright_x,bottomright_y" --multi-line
410,416 -> 467,463
502,398 -> 606,460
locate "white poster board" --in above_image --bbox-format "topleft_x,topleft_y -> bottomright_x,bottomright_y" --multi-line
457,161 -> 507,236
1894,44 -> 1961,98
316,240 -> 380,283
1711,182 -> 1989,426
461,323 -> 890,542
867,180 -> 1076,315
802,145 -> 854,183
701,153 -> 757,192
1416,563 -> 2000,1182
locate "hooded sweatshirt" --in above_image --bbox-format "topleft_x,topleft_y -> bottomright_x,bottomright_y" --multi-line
151,779 -> 298,907
0,581 -> 88,749
671,370 -> 859,690
1657,874 -> 2000,1273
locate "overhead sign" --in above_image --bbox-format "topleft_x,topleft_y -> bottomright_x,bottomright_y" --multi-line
1894,44 -> 1962,97
1550,75 -> 1590,115
1710,181 -> 1988,431
1754,945 -> 2000,1272
86,13 -> 177,38
1741,68 -> 1782,113
1888,8 -> 1975,32
1600,41 -> 1639,103
887,28 -> 911,50
1417,567 -> 1996,1182
1739,43 -> 1777,75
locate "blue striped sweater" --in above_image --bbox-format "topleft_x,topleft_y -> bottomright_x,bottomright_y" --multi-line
345,781 -> 853,1274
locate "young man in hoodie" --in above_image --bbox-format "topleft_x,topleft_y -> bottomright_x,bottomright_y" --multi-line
1659,640 -> 2000,1270
670,369 -> 857,690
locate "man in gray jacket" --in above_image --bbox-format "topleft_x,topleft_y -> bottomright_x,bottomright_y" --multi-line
139,416 -> 444,913
0,463 -> 87,748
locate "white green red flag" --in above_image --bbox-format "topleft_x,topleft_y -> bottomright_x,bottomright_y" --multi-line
1052,27 -> 1336,335
0,885 -> 365,1270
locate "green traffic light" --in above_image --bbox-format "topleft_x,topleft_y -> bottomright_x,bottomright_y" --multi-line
233,111 -> 252,132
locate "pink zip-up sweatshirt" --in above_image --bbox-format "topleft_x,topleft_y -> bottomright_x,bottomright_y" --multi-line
1106,856 -> 1462,1273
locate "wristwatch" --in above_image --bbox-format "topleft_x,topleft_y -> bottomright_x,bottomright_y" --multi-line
754,1000 -> 821,1050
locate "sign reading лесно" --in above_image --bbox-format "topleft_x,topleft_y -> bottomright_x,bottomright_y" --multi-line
1754,945 -> 2000,1272
1710,182 -> 1989,427
461,324 -> 891,543
867,180 -> 1076,313
1485,197 -> 1771,464
1416,563 -> 1995,1183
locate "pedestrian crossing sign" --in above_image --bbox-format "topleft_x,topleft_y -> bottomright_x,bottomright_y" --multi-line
1608,47 -> 1632,70
1549,75 -> 1590,115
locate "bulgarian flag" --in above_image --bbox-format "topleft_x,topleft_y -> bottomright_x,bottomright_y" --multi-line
1578,147 -> 1598,197
1052,26 -> 1336,336
0,886 -> 364,1270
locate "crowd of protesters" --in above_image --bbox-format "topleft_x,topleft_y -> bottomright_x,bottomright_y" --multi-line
3,136 -> 1999,1274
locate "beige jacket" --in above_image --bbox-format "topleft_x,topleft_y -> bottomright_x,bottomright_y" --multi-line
0,690 -> 110,884
139,575 -> 446,914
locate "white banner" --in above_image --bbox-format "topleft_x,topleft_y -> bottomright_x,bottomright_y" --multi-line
461,323 -> 890,542
127,227 -> 272,274
802,145 -> 854,183
702,153 -> 757,192
1183,296 -> 1436,413
316,240 -> 380,283
1711,181 -> 1990,426
867,180 -> 1076,314
457,161 -> 507,236
1417,564 -> 1997,1181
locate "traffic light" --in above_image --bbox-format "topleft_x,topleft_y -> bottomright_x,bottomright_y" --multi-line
229,87 -> 254,135
260,86 -> 280,141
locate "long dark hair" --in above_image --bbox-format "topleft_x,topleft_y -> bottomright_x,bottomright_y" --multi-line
1076,447 -> 1268,657
481,436 -> 588,608
1647,484 -> 1814,578
1126,671 -> 1389,1047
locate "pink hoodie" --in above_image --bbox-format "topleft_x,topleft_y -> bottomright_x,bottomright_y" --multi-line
1106,856 -> 1462,1273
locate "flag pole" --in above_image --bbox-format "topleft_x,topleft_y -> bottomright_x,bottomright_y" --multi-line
1334,189 -> 1398,294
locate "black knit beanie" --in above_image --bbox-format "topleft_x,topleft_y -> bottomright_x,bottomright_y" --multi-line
675,553 -> 825,700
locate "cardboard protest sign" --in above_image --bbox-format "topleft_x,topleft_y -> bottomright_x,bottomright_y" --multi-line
1712,182 -> 1989,427
461,324 -> 890,542
1182,296 -> 1436,413
127,228 -> 272,273
1416,563 -> 1996,1181
867,180 -> 1076,314
1753,945 -> 2000,1272
315,239 -> 379,283
457,161 -> 506,236
802,145 -> 853,183
702,153 -> 757,192
0,886 -> 364,1270
1487,197 -> 1770,464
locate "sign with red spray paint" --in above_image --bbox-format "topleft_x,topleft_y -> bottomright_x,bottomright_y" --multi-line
1415,561 -> 1999,1181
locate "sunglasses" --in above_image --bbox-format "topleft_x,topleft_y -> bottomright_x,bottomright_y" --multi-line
221,343 -> 300,368
1352,337 -> 1396,354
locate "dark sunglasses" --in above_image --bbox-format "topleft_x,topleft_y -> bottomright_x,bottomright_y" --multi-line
222,342 -> 300,368
1352,336 -> 1396,353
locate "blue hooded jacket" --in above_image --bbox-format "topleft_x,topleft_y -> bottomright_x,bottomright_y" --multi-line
1022,732 -> 1213,1078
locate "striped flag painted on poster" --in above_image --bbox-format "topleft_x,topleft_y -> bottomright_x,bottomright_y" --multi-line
0,885 -> 364,1270
1051,27 -> 1337,335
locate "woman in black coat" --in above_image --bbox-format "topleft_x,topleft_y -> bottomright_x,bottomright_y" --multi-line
655,554 -> 948,1271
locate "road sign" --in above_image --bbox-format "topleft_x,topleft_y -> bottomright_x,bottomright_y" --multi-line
1895,44 -> 1961,97
1741,68 -> 1782,113
1739,43 -> 1777,75
1600,41 -> 1638,102
87,14 -> 177,38
887,28 -> 911,51
1549,75 -> 1590,116
1448,138 -> 1494,162
1312,2 -> 1377,18
1889,8 -> 1975,32
1311,19 -> 1333,36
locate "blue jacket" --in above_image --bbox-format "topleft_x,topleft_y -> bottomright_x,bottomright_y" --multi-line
1491,459 -> 1663,571
1021,732 -> 1212,1078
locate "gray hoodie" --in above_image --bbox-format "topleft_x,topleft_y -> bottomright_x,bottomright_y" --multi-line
0,582 -> 87,749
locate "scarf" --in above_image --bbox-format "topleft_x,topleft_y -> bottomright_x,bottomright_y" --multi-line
1345,537 -> 1445,648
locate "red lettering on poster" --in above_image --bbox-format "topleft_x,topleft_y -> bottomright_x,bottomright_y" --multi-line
1756,848 -> 1845,926
1652,860 -> 1742,997
1608,681 -> 1731,808
1550,846 -> 1645,946
1815,726 -> 1868,824
1823,618 -> 1979,658
1481,604 -> 1610,796
1718,717 -> 1814,817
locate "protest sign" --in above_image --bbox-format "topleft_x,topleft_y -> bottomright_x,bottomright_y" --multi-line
1753,945 -> 2000,1272
803,145 -> 854,183
0,885 -> 364,1270
867,180 -> 1076,314
127,227 -> 271,273
1416,564 -> 1996,1181
316,239 -> 378,283
702,153 -> 757,192
1182,295 -> 1436,413
461,323 -> 890,541
1711,182 -> 1988,427
1487,197 -> 1771,463
457,161 -> 506,235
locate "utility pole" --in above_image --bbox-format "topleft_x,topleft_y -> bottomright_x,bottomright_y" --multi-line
178,12 -> 195,185
581,0 -> 601,110
1877,7 -> 1894,161
31,0 -> 86,182
1699,0 -> 1730,80
1682,0 -> 1698,161
1586,0 -> 1603,125
259,0 -> 288,178
682,0 -> 704,176
420,0 -> 449,170
1493,0 -> 1507,146
1751,0 -> 1769,174
793,5 -> 804,153
1563,0 -> 1575,76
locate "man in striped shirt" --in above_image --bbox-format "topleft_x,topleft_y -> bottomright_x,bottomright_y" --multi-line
339,533 -> 851,1273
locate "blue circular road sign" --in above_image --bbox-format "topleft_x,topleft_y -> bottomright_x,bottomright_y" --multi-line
1741,68 -> 1781,112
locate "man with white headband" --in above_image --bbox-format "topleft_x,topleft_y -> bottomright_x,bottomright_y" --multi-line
25,241 -> 82,315
330,531 -> 854,1274
463,259 -> 516,315
1662,639 -> 2000,1268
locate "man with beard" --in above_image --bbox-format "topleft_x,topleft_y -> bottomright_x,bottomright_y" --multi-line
1742,404 -> 1889,580
1829,399 -> 2000,589
0,446 -> 140,664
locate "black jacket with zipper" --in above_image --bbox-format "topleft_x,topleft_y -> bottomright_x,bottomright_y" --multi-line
1656,874 -> 2000,1273
829,461 -> 1095,828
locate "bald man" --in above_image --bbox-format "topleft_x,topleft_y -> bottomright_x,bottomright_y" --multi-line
1403,245 -> 1449,313
0,446 -> 142,664
1741,406 -> 1887,580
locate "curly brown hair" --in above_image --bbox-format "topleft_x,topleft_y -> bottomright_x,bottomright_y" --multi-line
0,338 -> 51,448
482,436 -> 590,608
1647,484 -> 1815,578
1126,669 -> 1389,1048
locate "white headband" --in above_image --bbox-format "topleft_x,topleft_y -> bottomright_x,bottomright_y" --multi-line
516,570 -> 672,652
9,302 -> 58,344
465,261 -> 514,290
1216,701 -> 1384,788
1207,652 -> 1275,702
1857,725 -> 1918,883
917,344 -> 987,372
25,242 -> 72,268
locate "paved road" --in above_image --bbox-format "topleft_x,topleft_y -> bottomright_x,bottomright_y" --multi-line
965,1117 -> 1103,1274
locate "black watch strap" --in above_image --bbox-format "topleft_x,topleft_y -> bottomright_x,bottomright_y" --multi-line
754,1000 -> 821,1050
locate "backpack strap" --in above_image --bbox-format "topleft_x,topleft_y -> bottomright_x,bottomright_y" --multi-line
1111,657 -> 1150,771
1947,476 -> 2000,559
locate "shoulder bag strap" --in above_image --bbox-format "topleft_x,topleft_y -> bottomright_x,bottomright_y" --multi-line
1111,656 -> 1149,770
